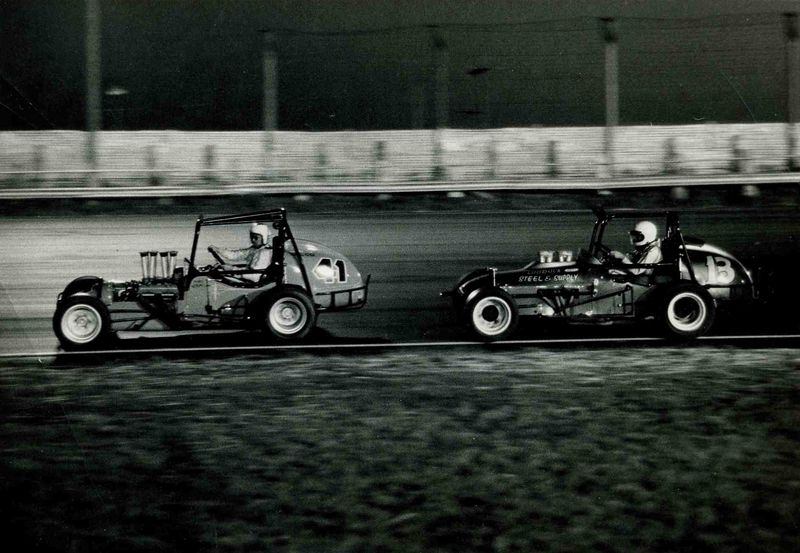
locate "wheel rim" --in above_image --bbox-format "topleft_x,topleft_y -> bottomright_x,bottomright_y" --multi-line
269,298 -> 308,335
667,292 -> 707,332
60,304 -> 103,344
472,296 -> 512,336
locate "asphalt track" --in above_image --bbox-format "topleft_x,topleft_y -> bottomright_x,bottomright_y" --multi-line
2,208 -> 799,355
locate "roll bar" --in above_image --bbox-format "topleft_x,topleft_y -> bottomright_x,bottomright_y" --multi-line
588,207 -> 697,283
187,208 -> 313,294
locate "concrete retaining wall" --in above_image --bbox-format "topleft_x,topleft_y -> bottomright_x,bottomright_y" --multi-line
0,123 -> 793,186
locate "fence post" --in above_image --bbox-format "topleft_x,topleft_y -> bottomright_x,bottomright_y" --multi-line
373,140 -> 386,181
203,145 -> 216,183
262,30 -> 278,175
728,135 -> 746,173
315,143 -> 328,181
485,139 -> 497,179
784,13 -> 799,171
430,26 -> 448,180
85,0 -> 101,186
546,140 -> 559,177
663,137 -> 680,175
600,18 -> 619,179
729,135 -> 759,197
30,144 -> 45,185
146,145 -> 160,185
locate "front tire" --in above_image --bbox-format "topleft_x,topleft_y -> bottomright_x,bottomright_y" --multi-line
465,288 -> 519,341
660,283 -> 715,339
260,287 -> 316,341
53,295 -> 113,351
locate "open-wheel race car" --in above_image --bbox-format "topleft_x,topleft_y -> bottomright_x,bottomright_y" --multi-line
443,208 -> 758,341
53,209 -> 370,350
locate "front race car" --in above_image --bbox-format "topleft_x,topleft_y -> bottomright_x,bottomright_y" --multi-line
53,209 -> 370,350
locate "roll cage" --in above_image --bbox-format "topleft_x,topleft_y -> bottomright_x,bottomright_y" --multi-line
587,207 -> 698,284
185,208 -> 369,311
187,208 -> 313,291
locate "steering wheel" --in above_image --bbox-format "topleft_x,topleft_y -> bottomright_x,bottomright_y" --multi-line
182,255 -> 219,274
208,246 -> 226,265
595,244 -> 612,263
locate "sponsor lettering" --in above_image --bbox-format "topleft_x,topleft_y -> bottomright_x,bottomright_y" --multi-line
518,273 -> 579,283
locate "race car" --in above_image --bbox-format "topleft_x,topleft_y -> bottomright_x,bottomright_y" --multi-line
53,208 -> 370,350
443,208 -> 758,340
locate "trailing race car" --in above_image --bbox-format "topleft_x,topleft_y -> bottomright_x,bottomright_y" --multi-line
443,208 -> 758,341
53,209 -> 370,350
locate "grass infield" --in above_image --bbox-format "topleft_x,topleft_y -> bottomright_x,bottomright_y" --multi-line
1,348 -> 799,552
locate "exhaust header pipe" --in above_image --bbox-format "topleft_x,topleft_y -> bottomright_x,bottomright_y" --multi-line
159,251 -> 169,279
148,251 -> 158,280
168,251 -> 177,276
140,251 -> 179,281
140,252 -> 149,280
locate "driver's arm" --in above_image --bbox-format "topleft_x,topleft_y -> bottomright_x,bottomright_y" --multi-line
239,248 -> 273,282
208,245 -> 253,266
628,246 -> 662,275
609,250 -> 631,264
606,250 -> 634,276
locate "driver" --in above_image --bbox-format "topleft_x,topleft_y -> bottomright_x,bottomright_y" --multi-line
208,222 -> 272,282
611,220 -> 663,275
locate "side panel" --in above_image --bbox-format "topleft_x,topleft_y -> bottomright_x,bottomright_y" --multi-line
181,276 -> 275,315
183,277 -> 210,315
498,264 -> 642,319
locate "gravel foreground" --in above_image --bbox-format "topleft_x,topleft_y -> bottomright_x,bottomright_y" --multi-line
1,348 -> 799,553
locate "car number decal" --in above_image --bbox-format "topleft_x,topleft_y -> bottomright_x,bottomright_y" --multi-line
705,255 -> 734,285
312,257 -> 348,284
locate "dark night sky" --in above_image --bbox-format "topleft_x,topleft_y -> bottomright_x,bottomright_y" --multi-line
1,0 -> 798,130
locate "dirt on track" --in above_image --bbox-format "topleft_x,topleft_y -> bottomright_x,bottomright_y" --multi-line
2,347 -> 799,552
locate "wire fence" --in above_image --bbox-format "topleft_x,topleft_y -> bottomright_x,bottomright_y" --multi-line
0,13 -> 793,131
267,13 -> 789,130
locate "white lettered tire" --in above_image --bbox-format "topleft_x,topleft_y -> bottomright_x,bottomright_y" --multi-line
465,288 -> 519,341
261,287 -> 317,340
53,295 -> 113,351
661,283 -> 715,339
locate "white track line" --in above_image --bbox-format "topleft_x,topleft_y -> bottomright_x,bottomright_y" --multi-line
1,334 -> 800,359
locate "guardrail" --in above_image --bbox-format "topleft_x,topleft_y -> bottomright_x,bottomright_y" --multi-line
1,124 -> 796,187
1,173 -> 797,200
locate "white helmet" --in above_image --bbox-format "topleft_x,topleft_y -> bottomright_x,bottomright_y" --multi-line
250,222 -> 271,243
630,220 -> 657,247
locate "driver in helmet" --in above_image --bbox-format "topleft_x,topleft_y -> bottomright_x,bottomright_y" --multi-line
611,220 -> 663,275
208,222 -> 272,282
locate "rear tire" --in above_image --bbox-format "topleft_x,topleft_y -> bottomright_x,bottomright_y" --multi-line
260,287 -> 316,340
53,295 -> 113,351
465,288 -> 519,341
660,283 -> 715,339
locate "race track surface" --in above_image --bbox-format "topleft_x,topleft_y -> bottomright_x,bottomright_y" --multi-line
1,208 -> 799,354
3,207 -> 800,552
